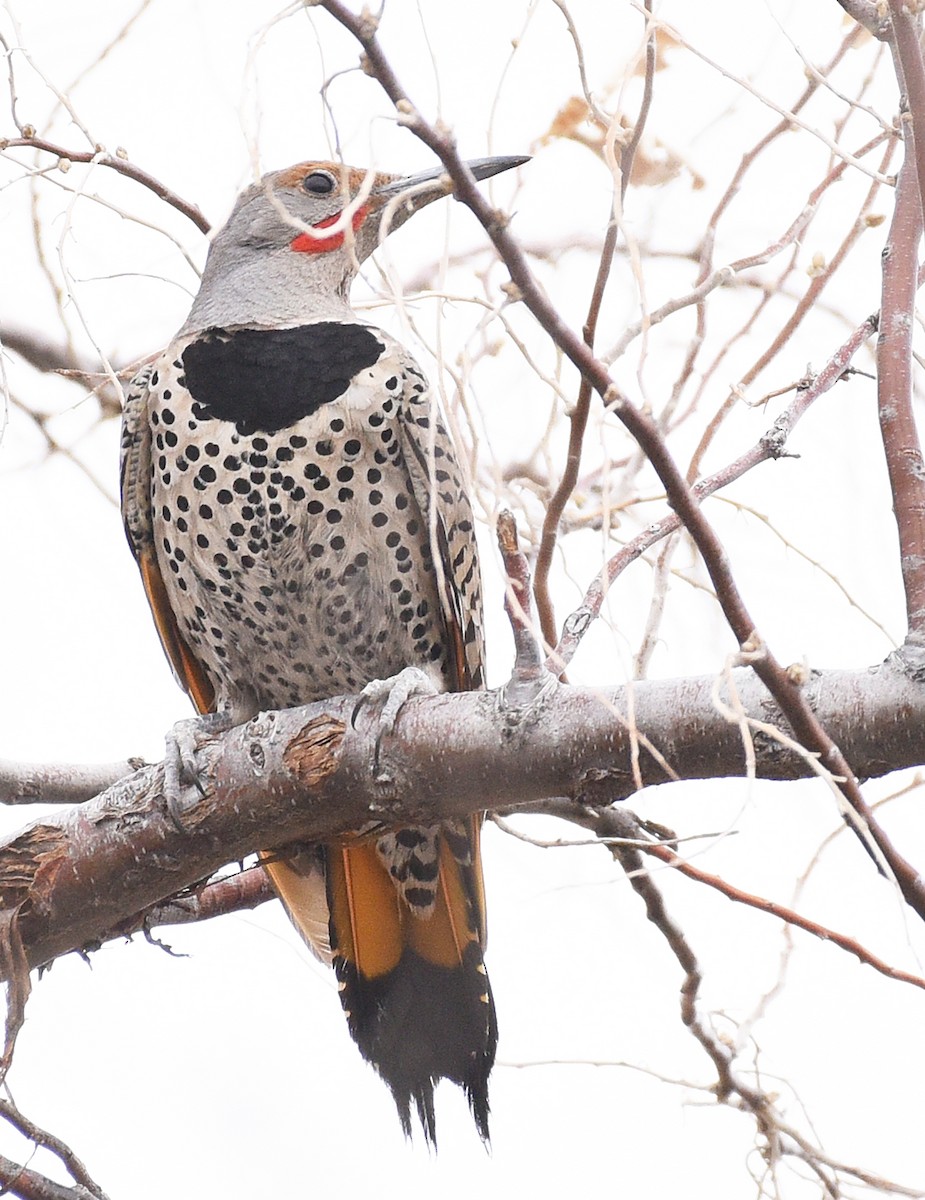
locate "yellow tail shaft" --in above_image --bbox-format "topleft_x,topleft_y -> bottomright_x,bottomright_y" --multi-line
266,821 -> 496,1144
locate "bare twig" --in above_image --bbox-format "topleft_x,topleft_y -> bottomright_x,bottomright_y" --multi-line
531,2 -> 656,652
648,836 -> 925,994
0,136 -> 209,234
5,393 -> 116,505
553,316 -> 878,669
687,130 -> 895,481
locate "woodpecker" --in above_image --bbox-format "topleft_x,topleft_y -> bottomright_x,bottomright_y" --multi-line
120,154 -> 526,1142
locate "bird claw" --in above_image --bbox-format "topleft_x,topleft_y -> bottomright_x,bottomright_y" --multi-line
353,667 -> 438,784
163,711 -> 231,829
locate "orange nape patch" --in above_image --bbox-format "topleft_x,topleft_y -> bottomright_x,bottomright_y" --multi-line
290,204 -> 369,254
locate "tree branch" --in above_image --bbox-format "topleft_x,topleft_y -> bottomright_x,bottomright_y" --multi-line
0,136 -> 209,234
0,759 -> 144,805
0,1102 -> 107,1200
104,864 -> 276,944
0,327 -> 126,418
889,0 -> 925,232
879,60 -> 925,645
0,1156 -> 101,1200
3,664 -> 925,977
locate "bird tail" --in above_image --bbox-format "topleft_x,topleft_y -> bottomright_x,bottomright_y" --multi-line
265,819 -> 496,1144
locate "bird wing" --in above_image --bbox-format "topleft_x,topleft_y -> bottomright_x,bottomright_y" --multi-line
396,362 -> 486,693
120,360 -> 215,716
394,357 -> 488,945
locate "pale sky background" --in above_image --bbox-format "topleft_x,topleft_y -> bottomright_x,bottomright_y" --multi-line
1,2 -> 923,1197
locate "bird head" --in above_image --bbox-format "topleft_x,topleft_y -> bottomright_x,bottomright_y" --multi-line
181,154 -> 527,333
230,155 -> 526,261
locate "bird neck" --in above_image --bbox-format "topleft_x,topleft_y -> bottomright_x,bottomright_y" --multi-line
179,241 -> 358,336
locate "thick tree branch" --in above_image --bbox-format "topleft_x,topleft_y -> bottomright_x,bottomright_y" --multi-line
879,96 -> 925,644
0,759 -> 143,805
2,664 -> 925,977
889,1 -> 925,233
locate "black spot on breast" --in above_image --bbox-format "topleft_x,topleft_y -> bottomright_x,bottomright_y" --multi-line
181,324 -> 386,436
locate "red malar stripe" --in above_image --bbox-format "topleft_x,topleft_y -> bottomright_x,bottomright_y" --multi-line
290,204 -> 369,254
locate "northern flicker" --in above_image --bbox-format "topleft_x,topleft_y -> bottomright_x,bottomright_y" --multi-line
120,154 -> 526,1142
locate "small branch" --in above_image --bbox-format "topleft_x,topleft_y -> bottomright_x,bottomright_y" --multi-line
550,798 -> 925,994
647,836 -> 925,994
553,314 -> 878,669
0,1101 -> 107,1200
6,393 -> 115,505
531,0 -> 656,651
2,327 -> 99,380
613,837 -> 744,1093
0,136 -> 210,234
589,804 -> 807,1181
496,510 -> 547,687
687,129 -> 895,480
107,864 -> 276,942
697,22 -> 868,280
1,327 -> 127,419
530,238 -> 609,654
548,798 -> 925,1195
617,0 -> 656,207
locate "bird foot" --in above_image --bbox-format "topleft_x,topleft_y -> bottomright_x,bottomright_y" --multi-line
353,667 -> 438,784
164,711 -> 232,829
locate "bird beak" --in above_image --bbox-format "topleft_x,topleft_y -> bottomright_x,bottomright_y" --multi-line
372,155 -> 529,213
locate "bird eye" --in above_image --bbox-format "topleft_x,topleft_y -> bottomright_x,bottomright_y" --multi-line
303,171 -> 336,195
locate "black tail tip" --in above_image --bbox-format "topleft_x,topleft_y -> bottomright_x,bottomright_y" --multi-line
391,1077 -> 492,1149
336,946 -> 498,1149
